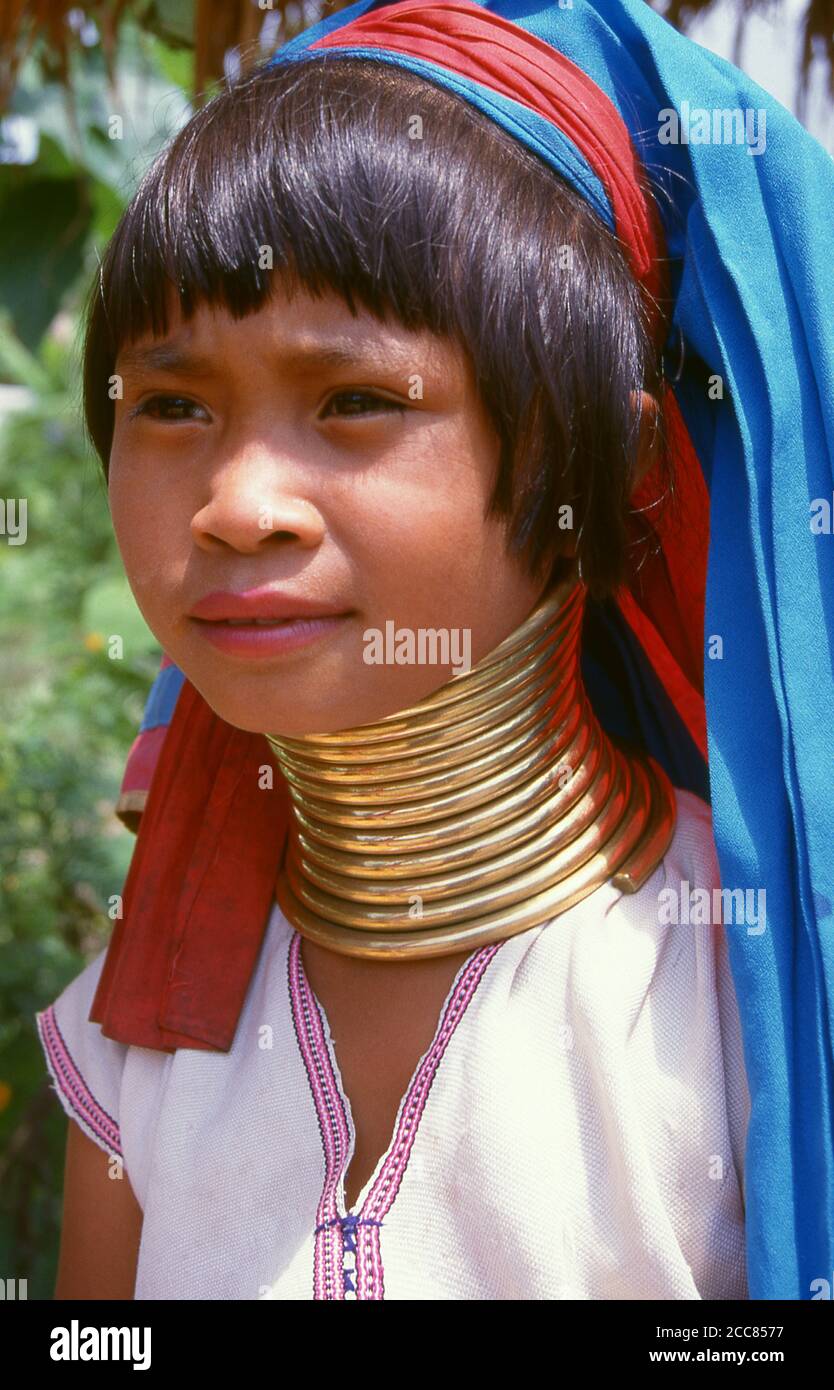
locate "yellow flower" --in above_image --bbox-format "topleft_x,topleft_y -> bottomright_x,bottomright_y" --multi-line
84,631 -> 105,652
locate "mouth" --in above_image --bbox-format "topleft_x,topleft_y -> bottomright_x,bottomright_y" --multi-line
196,617 -> 297,626
188,611 -> 351,659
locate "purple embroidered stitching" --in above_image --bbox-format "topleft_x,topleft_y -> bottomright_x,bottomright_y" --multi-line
36,1006 -> 122,1156
288,936 -> 351,1299
290,931 -> 504,1300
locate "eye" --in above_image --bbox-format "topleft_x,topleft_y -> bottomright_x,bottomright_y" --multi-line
320,390 -> 406,419
130,395 -> 208,422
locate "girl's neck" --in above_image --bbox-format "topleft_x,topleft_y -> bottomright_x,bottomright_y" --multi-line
266,571 -> 677,961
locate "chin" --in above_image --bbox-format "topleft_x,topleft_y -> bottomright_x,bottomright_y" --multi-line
190,685 -> 362,738
194,696 -> 321,737
187,662 -> 451,738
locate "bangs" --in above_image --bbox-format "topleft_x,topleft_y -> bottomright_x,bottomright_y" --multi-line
87,54 -> 511,376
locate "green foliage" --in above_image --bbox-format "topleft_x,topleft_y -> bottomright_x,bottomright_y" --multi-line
0,179 -> 89,352
0,21 -> 192,1299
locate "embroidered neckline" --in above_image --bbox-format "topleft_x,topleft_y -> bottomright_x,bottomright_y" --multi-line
288,929 -> 502,1299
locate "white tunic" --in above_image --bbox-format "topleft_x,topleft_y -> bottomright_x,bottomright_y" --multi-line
35,785 -> 749,1300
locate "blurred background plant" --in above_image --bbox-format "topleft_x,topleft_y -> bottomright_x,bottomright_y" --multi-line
0,0 -> 333,1303
0,0 -> 830,1300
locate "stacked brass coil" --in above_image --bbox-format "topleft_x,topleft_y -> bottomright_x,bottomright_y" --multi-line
265,573 -> 677,959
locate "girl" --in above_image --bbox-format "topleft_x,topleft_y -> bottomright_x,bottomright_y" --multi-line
35,0 -> 833,1301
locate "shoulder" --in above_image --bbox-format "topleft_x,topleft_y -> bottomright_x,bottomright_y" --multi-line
659,783 -> 721,893
535,784 -> 749,1295
35,948 -> 131,1161
599,784 -> 746,1061
590,783 -> 725,948
607,783 -> 750,1205
530,785 -> 723,973
526,782 -> 750,1187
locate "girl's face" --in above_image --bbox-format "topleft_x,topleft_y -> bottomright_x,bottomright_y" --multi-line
109,280 -> 551,735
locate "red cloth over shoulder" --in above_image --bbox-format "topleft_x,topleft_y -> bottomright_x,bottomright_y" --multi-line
89,679 -> 290,1052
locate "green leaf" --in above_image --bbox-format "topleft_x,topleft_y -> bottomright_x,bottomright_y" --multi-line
0,309 -> 52,391
0,178 -> 90,352
143,32 -> 194,91
139,0 -> 198,50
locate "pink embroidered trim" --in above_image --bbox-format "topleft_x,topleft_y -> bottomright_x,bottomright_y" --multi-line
36,1006 -> 122,1157
288,940 -> 351,1300
289,931 -> 502,1300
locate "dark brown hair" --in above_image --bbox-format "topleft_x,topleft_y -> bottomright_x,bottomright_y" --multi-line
83,53 -> 672,600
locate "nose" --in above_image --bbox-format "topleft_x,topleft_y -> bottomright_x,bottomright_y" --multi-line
190,441 -> 326,555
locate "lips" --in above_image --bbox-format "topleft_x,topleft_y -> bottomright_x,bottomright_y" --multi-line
189,588 -> 349,623
187,590 -> 352,666
190,610 -> 349,660
214,618 -> 292,626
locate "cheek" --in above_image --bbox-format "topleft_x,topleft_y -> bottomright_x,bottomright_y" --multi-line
344,484 -> 483,616
376,434 -> 515,620
345,434 -> 496,576
108,447 -> 186,602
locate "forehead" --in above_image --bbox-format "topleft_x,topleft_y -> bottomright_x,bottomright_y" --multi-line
114,280 -> 464,380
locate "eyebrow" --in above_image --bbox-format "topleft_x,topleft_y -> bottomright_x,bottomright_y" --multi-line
116,343 -> 214,376
116,340 -> 396,377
